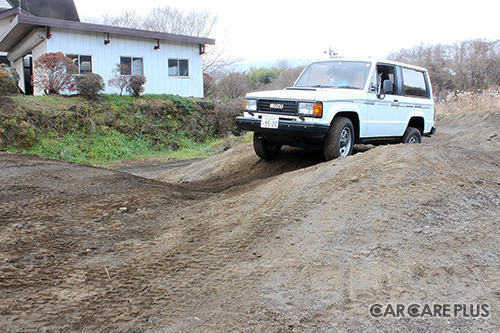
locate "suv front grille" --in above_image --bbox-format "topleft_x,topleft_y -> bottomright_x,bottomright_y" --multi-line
258,99 -> 297,115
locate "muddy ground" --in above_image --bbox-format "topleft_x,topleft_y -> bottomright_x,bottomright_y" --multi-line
0,111 -> 499,332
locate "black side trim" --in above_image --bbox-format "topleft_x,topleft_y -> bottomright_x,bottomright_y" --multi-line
358,137 -> 401,144
424,126 -> 436,137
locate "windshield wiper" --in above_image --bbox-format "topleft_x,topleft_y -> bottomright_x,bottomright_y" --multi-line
309,84 -> 333,88
336,85 -> 360,89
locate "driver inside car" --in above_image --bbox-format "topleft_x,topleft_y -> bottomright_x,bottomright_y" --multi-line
327,68 -> 350,88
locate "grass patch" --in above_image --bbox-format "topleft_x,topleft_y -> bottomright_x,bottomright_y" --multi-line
13,130 -> 241,166
435,88 -> 500,119
18,128 -> 157,164
1,94 -> 244,165
161,138 -> 228,160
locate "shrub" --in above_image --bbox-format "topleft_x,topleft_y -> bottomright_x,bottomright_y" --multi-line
75,73 -> 105,98
33,52 -> 77,94
210,98 -> 244,136
247,68 -> 283,85
0,65 -> 18,95
108,63 -> 130,96
217,72 -> 248,99
127,75 -> 147,97
203,73 -> 217,98
0,117 -> 37,149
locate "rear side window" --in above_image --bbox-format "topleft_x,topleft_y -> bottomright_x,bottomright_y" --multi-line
402,68 -> 429,98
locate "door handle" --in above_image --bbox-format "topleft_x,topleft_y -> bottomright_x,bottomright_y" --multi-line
393,99 -> 399,103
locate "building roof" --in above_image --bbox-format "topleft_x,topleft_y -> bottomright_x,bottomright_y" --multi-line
6,0 -> 80,21
0,13 -> 216,52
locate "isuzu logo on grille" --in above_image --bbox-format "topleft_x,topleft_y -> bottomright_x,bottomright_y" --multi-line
269,103 -> 284,109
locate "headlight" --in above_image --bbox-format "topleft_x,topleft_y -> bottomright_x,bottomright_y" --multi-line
244,99 -> 257,111
298,102 -> 322,117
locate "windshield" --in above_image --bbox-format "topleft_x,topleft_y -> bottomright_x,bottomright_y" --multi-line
295,61 -> 372,89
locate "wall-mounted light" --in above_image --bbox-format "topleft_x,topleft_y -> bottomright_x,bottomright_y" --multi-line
154,39 -> 160,50
199,44 -> 206,55
104,33 -> 110,45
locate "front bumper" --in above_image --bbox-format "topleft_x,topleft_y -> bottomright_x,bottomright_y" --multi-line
236,117 -> 330,139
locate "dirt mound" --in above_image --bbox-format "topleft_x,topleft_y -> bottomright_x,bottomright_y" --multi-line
152,144 -> 325,192
0,111 -> 499,332
151,143 -> 375,193
435,111 -> 500,154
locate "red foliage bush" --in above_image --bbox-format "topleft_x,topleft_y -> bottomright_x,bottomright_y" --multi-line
33,52 -> 78,95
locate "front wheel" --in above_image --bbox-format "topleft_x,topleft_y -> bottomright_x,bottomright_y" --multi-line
324,117 -> 355,161
253,133 -> 282,160
401,127 -> 422,144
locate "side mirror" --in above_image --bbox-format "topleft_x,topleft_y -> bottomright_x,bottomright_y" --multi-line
382,80 -> 394,94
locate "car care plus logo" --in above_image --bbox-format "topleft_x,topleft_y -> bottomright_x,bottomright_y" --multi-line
369,303 -> 490,318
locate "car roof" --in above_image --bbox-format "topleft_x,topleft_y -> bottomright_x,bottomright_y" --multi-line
309,58 -> 429,72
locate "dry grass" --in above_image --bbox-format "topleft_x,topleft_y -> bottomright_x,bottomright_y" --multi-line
435,87 -> 500,119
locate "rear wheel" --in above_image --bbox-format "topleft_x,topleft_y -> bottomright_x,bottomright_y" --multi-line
401,127 -> 422,144
253,133 -> 282,160
324,117 -> 355,160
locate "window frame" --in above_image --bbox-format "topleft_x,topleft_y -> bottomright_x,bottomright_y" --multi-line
120,56 -> 144,76
67,54 -> 93,74
168,58 -> 190,78
401,67 -> 430,99
371,63 -> 402,96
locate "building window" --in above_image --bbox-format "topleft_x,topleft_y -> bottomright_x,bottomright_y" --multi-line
67,54 -> 92,74
120,57 -> 144,75
168,59 -> 189,77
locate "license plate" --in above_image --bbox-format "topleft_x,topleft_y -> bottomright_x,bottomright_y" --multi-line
261,115 -> 279,129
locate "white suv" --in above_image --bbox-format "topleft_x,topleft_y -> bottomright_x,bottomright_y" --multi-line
236,59 -> 436,160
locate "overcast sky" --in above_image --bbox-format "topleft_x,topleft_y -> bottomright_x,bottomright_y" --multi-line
74,0 -> 499,65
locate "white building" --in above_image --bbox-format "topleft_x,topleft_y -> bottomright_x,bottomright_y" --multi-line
0,0 -> 215,97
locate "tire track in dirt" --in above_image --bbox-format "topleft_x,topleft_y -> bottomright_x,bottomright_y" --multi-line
1,111 -> 499,332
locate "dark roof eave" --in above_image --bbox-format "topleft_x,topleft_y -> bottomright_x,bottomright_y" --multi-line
0,8 -> 22,20
17,15 -> 215,45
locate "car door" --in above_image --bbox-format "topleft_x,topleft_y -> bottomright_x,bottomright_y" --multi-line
364,63 -> 406,137
397,66 -> 434,133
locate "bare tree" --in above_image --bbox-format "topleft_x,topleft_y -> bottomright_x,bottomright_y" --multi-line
451,39 -> 500,91
388,39 -> 500,95
85,6 -> 216,38
142,7 -> 217,37
266,67 -> 305,90
108,64 -> 130,96
388,43 -> 455,95
203,43 -> 242,76
217,72 -> 249,99
85,10 -> 143,29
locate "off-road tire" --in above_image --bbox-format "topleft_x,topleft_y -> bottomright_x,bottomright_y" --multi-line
253,133 -> 282,160
324,117 -> 355,161
401,127 -> 422,144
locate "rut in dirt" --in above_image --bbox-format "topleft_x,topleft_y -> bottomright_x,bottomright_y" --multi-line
0,111 -> 499,332
147,144 -> 374,193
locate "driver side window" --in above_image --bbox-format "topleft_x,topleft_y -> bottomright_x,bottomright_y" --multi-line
376,65 -> 399,95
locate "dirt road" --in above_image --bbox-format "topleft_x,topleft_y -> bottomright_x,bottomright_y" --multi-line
1,111 -> 499,332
